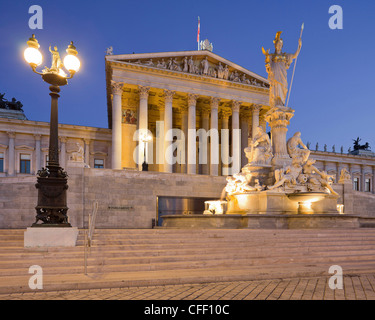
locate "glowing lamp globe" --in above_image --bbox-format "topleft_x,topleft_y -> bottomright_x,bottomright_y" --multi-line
24,47 -> 43,66
63,54 -> 80,73
24,34 -> 42,67
63,41 -> 80,73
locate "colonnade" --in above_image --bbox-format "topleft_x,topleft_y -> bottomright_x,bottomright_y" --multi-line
111,82 -> 264,176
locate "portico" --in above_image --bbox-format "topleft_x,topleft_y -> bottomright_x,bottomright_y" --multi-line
106,50 -> 270,176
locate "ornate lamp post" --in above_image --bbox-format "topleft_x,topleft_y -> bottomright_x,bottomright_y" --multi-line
24,34 -> 80,227
140,132 -> 152,171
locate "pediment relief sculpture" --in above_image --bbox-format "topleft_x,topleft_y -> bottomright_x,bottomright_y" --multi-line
122,55 -> 269,88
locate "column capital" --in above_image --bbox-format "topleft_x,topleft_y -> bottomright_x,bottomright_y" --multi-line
187,93 -> 199,106
139,85 -> 150,100
83,138 -> 91,144
60,136 -> 68,143
221,108 -> 231,120
231,100 -> 242,113
7,131 -> 15,139
111,81 -> 124,95
163,89 -> 176,104
210,97 -> 220,110
251,104 -> 262,112
34,134 -> 42,141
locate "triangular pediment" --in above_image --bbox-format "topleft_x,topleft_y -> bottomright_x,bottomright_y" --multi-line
106,50 -> 269,88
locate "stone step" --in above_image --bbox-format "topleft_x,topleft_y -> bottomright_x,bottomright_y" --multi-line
1,241 -> 375,262
0,261 -> 373,294
0,249 -> 374,277
0,228 -> 374,294
3,228 -> 375,243
1,244 -> 374,268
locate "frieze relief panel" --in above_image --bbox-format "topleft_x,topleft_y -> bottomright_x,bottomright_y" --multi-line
122,56 -> 269,88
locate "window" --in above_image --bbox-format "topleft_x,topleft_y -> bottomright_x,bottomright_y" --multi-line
45,154 -> 49,166
365,178 -> 371,192
353,177 -> 359,191
20,154 -> 31,174
94,159 -> 104,169
0,153 -> 3,173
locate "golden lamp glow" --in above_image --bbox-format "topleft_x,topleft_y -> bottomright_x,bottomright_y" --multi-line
63,41 -> 80,73
58,68 -> 67,78
24,34 -> 43,67
24,47 -> 43,66
63,54 -> 80,73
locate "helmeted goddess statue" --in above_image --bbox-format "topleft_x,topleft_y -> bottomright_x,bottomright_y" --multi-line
262,31 -> 302,107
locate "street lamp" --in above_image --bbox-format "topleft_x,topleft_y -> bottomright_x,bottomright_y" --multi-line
24,34 -> 80,227
140,131 -> 152,171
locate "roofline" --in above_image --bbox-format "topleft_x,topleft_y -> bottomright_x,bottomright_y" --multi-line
105,50 -> 268,83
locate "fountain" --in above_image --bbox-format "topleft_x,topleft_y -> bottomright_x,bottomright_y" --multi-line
161,30 -> 359,229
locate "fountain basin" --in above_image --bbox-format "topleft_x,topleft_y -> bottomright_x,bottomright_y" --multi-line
287,192 -> 327,214
203,200 -> 227,215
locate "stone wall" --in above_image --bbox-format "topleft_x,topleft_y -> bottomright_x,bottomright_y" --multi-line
0,167 -> 227,229
1,167 -> 374,229
352,191 -> 375,217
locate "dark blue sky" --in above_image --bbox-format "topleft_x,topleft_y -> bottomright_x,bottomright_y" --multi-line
0,0 -> 373,152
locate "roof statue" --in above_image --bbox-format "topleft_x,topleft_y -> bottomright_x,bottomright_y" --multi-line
353,137 -> 371,151
200,39 -> 213,52
106,46 -> 113,55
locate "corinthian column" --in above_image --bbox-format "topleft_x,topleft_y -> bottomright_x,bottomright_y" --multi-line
7,132 -> 15,176
231,101 -> 241,174
60,136 -> 67,169
163,90 -> 175,173
200,106 -> 210,175
187,93 -> 198,174
180,105 -> 188,173
210,97 -> 220,176
34,134 -> 41,172
221,109 -> 231,176
251,104 -> 262,139
84,139 -> 90,166
111,81 -> 124,170
240,110 -> 251,168
138,85 -> 150,170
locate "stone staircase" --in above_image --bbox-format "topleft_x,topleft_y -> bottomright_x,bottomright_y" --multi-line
0,228 -> 375,294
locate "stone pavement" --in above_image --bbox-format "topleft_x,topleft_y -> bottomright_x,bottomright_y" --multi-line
1,274 -> 375,300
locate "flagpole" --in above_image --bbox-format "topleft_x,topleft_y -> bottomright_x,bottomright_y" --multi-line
286,23 -> 304,107
197,16 -> 200,50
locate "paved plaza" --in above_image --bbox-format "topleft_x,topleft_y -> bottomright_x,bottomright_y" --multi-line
1,274 -> 375,300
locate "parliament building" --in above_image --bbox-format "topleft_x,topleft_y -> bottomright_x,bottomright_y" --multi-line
0,47 -> 374,229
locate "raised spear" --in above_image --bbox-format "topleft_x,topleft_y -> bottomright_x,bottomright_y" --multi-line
286,23 -> 304,107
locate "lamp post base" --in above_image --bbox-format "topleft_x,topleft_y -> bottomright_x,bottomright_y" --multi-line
24,227 -> 79,247
33,166 -> 71,227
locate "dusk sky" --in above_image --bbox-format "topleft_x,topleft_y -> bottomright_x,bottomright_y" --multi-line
0,0 -> 373,153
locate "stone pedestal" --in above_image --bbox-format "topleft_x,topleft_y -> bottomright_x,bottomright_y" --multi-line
226,191 -> 297,214
264,106 -> 294,168
67,160 -> 89,168
24,227 -> 79,247
226,191 -> 339,215
161,214 -> 359,229
241,164 -> 274,187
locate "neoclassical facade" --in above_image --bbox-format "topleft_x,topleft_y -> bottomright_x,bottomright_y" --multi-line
0,49 -> 374,195
105,50 -> 270,175
0,116 -> 111,177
